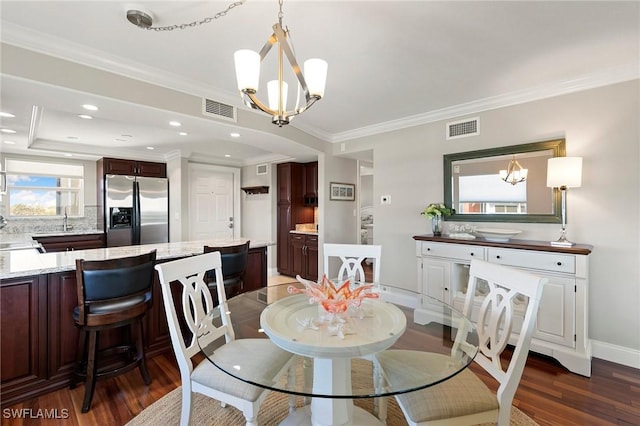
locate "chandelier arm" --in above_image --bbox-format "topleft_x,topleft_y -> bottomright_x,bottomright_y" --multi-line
273,23 -> 314,103
243,92 -> 278,116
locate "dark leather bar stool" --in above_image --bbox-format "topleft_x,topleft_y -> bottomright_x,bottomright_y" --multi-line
70,250 -> 157,412
204,241 -> 249,301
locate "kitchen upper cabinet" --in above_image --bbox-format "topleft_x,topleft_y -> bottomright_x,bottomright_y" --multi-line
304,161 -> 318,206
99,157 -> 167,178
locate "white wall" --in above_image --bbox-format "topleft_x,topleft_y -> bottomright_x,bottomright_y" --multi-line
341,80 -> 640,361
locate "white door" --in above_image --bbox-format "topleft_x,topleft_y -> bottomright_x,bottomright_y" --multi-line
189,165 -> 237,240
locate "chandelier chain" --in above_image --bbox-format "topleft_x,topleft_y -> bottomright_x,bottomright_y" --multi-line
141,0 -> 246,31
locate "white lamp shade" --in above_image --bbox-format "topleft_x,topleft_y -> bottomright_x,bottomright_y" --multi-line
234,50 -> 260,91
304,58 -> 328,98
267,80 -> 288,111
547,157 -> 583,188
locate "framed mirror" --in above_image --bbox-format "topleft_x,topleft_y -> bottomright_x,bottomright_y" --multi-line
444,139 -> 565,223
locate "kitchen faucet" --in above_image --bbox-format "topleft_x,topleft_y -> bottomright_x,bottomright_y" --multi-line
63,210 -> 68,231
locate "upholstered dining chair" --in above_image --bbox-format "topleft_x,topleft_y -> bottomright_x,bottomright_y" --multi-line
70,250 -> 157,412
154,252 -> 294,426
204,240 -> 250,301
375,259 -> 546,426
323,243 -> 382,283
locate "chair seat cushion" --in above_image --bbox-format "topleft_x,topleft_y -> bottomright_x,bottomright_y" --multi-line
73,293 -> 150,322
191,338 -> 292,402
377,351 -> 499,423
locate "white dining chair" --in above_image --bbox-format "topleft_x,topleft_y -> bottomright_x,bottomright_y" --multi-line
375,258 -> 546,426
323,243 -> 382,283
155,252 -> 294,426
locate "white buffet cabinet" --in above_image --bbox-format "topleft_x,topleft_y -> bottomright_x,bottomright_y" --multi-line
413,235 -> 593,376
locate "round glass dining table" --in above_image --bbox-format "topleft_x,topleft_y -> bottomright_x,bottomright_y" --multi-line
198,282 -> 479,426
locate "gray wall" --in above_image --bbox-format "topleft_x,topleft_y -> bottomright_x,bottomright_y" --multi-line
338,79 -> 640,361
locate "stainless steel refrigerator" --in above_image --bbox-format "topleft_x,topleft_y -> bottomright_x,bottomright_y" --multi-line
104,174 -> 169,247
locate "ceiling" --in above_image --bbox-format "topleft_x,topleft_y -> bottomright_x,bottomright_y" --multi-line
0,1 -> 638,165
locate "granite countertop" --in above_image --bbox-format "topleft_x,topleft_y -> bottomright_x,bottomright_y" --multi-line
289,230 -> 319,235
0,238 -> 274,279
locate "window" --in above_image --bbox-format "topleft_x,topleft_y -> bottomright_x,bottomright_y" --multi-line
5,158 -> 84,217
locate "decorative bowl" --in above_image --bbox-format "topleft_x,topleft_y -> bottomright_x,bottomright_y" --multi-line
475,228 -> 522,242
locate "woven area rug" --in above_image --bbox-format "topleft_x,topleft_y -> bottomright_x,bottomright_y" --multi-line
128,359 -> 538,426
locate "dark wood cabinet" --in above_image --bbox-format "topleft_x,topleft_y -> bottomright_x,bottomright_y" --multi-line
290,234 -> 318,280
245,246 -> 268,292
0,275 -> 48,404
277,163 -> 316,276
99,157 -> 167,178
304,162 -> 318,206
35,233 -> 105,252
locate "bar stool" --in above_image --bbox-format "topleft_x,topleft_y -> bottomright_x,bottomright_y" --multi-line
70,250 -> 157,412
204,240 -> 249,301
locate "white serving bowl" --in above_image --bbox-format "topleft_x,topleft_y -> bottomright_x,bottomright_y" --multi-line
475,228 -> 522,242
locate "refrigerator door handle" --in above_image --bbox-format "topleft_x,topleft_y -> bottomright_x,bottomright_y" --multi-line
132,180 -> 141,245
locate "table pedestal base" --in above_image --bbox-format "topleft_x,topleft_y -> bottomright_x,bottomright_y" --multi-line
279,358 -> 383,426
279,405 -> 384,426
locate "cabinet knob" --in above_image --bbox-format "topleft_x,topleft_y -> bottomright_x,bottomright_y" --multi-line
427,248 -> 431,251
496,255 -> 501,259
557,261 -> 562,266
470,252 -> 474,256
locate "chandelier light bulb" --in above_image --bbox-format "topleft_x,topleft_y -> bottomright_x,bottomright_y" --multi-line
268,80 -> 288,111
234,50 -> 261,92
304,58 -> 328,98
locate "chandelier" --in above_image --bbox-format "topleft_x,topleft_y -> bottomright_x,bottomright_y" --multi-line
499,156 -> 528,185
234,0 -> 327,126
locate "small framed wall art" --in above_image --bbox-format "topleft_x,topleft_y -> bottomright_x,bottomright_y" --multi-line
330,182 -> 355,201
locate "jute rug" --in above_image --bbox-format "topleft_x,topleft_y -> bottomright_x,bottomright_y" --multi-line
128,358 -> 538,426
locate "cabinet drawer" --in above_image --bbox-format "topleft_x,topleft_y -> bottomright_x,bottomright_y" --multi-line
487,248 -> 575,274
419,242 -> 484,261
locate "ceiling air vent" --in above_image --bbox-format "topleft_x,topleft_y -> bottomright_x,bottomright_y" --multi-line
202,98 -> 236,122
447,117 -> 479,140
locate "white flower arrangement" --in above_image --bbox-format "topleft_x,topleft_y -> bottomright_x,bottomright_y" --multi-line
421,203 -> 452,218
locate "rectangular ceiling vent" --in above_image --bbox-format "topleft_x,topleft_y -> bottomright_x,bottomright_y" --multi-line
202,98 -> 236,122
447,117 -> 479,140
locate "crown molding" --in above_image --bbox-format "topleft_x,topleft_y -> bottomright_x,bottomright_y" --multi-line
1,22 -> 241,109
331,63 -> 640,143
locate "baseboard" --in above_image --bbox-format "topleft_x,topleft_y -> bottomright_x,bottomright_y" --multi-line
591,339 -> 640,369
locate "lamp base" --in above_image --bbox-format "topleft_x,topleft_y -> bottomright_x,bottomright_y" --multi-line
550,237 -> 576,247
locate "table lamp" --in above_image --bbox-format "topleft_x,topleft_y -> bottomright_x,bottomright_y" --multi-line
546,157 -> 582,247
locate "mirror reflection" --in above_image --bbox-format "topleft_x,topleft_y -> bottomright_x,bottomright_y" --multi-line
444,139 -> 565,223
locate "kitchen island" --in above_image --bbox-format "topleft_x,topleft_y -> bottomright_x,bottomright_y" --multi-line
0,238 -> 272,405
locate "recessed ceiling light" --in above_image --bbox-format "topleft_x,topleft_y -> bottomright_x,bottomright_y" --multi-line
0,128 -> 16,134
3,140 -> 16,145
77,114 -> 93,119
178,132 -> 188,136
224,154 -> 231,158
82,104 -> 98,111
230,132 -> 240,138
0,112 -> 16,118
67,136 -> 79,140
121,134 -> 133,138
146,146 -> 155,150
115,138 -> 126,142
64,153 -> 73,157
169,121 -> 181,127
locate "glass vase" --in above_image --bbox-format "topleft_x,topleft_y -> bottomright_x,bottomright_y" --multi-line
431,215 -> 442,236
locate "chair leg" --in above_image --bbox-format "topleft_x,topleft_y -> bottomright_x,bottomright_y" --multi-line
70,328 -> 87,389
81,330 -> 99,413
134,318 -> 151,385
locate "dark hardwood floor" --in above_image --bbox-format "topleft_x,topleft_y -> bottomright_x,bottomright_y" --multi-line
2,347 -> 638,425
